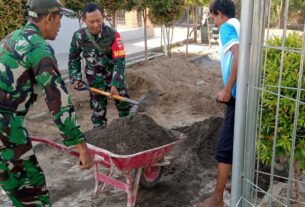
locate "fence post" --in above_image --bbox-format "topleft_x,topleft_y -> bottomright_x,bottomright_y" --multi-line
231,0 -> 255,206
242,0 -> 267,205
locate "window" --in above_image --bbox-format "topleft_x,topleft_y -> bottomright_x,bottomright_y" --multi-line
116,10 -> 126,25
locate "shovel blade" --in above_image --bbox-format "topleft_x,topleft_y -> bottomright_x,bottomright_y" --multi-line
129,90 -> 160,115
129,95 -> 145,115
124,97 -> 139,105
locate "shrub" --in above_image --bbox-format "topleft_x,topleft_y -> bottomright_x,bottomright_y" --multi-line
258,32 -> 305,170
0,0 -> 27,40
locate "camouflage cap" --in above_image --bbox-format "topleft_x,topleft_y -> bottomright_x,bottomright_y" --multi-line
26,0 -> 74,18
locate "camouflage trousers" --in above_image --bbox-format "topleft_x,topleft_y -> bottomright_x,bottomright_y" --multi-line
0,113 -> 51,207
89,81 -> 131,127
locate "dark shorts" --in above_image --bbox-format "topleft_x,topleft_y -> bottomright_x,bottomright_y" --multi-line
216,98 -> 235,164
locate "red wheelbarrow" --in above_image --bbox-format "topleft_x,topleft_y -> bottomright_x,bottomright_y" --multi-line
31,136 -> 183,207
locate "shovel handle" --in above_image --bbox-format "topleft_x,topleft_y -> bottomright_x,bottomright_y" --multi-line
75,81 -> 138,105
90,87 -> 125,101
90,87 -> 111,97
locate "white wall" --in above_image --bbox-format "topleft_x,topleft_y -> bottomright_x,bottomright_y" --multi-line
48,16 -> 154,70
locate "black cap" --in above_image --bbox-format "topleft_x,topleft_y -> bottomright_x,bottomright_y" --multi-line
26,0 -> 74,17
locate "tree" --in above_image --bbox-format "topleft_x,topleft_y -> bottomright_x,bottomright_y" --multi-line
288,0 -> 305,29
233,0 -> 241,19
63,0 -> 96,15
149,0 -> 186,56
130,0 -> 153,60
0,0 -> 27,40
62,0 -> 99,26
63,0 -> 136,28
186,0 -> 209,43
100,0 -> 128,28
279,0 -> 286,29
270,0 -> 305,29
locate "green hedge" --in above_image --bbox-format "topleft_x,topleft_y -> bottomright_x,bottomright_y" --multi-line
258,32 -> 305,169
0,0 -> 27,40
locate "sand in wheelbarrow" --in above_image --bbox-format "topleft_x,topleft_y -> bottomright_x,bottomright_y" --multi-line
84,114 -> 178,155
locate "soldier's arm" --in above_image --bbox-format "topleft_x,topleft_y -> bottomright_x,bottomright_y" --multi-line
68,31 -> 82,84
111,32 -> 126,89
30,45 -> 85,146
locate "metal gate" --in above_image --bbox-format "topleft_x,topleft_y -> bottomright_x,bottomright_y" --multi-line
231,0 -> 305,206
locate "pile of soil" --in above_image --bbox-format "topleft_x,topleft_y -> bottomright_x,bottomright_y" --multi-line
125,54 -> 224,128
85,114 -> 178,155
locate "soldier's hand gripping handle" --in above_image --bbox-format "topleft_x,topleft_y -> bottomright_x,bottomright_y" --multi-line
75,142 -> 94,170
73,80 -> 85,90
110,86 -> 120,99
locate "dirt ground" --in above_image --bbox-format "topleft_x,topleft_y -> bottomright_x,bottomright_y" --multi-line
1,48 -> 233,207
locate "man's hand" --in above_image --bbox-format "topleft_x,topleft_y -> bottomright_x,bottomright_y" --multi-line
73,80 -> 83,89
110,86 -> 119,97
75,142 -> 94,170
216,88 -> 232,103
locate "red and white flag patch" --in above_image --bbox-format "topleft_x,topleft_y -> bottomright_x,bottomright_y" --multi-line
112,32 -> 126,58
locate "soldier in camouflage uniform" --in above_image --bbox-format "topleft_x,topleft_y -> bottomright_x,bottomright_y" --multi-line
0,0 -> 94,206
69,2 -> 130,128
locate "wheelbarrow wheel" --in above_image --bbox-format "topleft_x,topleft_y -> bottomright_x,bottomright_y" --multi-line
140,166 -> 163,188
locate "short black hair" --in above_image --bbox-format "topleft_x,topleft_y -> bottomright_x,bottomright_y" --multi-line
209,0 -> 236,18
82,2 -> 103,18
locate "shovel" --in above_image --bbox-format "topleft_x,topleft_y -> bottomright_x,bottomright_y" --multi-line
74,81 -> 158,114
88,87 -> 139,105
75,81 -> 139,105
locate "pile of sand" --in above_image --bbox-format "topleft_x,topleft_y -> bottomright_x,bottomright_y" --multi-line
85,114 -> 178,155
126,55 -> 224,128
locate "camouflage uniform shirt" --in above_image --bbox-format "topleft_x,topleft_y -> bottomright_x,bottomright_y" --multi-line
68,24 -> 127,89
0,23 -> 84,146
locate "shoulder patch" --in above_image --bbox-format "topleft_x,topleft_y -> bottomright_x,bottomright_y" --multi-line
112,32 -> 126,58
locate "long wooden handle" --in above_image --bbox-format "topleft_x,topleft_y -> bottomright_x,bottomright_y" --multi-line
89,87 -> 129,102
90,87 -> 110,97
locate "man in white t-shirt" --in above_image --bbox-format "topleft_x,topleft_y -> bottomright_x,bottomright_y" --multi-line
194,0 -> 240,206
